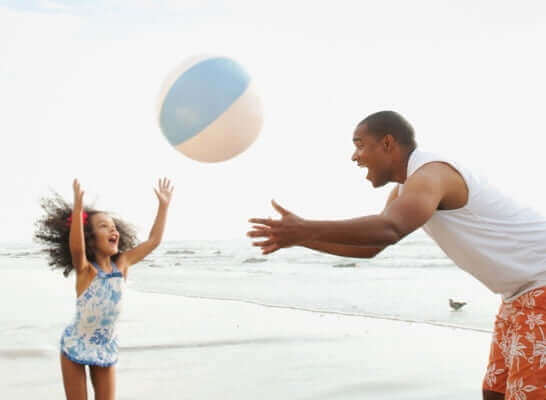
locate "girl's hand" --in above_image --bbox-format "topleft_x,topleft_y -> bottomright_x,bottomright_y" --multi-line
73,179 -> 84,210
154,177 -> 174,207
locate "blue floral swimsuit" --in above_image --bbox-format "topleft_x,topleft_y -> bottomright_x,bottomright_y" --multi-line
60,262 -> 124,367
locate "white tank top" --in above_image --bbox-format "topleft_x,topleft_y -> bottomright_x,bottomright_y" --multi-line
399,149 -> 546,301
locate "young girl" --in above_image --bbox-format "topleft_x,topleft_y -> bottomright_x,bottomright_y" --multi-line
34,178 -> 174,400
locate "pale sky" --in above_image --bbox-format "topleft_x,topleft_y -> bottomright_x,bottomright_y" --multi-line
2,1 -> 546,242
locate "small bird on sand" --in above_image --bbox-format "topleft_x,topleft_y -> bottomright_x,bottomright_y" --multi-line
449,298 -> 467,311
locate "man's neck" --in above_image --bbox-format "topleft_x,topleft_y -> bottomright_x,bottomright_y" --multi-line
392,147 -> 416,184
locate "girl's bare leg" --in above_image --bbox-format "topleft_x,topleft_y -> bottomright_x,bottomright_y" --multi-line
60,353 -> 88,400
89,364 -> 116,400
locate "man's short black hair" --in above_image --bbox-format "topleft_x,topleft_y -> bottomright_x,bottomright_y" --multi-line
358,111 -> 416,150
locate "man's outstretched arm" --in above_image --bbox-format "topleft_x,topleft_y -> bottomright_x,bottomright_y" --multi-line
248,163 -> 448,255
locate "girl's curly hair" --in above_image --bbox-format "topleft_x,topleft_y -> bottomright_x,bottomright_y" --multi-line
33,193 -> 138,277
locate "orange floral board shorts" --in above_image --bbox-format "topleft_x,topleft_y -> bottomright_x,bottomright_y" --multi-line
483,287 -> 546,399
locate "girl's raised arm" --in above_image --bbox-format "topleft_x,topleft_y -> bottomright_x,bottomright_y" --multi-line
118,178 -> 173,268
69,179 -> 90,272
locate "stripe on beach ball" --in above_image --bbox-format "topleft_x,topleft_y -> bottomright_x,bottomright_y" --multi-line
157,56 -> 263,163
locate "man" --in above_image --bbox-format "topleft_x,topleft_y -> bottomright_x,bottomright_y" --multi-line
248,111 -> 546,400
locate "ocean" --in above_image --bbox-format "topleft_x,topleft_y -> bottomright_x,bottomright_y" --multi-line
1,230 -> 499,334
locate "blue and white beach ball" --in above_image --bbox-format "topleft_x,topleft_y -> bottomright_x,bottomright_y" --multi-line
157,55 -> 263,163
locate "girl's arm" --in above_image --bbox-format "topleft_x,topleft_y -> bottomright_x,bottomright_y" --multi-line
118,178 -> 174,268
69,179 -> 90,272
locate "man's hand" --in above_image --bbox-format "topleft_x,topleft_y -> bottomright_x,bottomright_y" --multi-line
248,200 -> 311,255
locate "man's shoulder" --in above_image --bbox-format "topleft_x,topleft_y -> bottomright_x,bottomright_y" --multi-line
410,161 -> 459,182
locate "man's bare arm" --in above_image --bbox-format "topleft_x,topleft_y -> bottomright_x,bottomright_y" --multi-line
305,167 -> 445,246
298,185 -> 400,258
249,163 -> 451,254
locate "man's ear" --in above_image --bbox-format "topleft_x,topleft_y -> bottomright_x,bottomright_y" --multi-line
383,134 -> 395,151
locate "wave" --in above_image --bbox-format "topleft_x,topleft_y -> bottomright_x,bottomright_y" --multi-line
0,347 -> 55,359
122,336 -> 334,352
131,289 -> 493,334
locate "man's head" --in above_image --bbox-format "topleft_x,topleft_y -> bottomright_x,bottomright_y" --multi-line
351,111 -> 416,187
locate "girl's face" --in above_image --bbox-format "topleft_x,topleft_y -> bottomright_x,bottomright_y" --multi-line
89,213 -> 120,257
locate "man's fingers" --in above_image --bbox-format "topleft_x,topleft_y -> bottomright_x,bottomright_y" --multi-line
252,239 -> 276,247
248,225 -> 272,234
271,199 -> 290,216
252,224 -> 270,230
249,218 -> 281,227
247,229 -> 271,238
247,224 -> 273,238
262,244 -> 280,255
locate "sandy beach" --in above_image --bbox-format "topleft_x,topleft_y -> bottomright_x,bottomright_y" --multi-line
1,257 -> 492,399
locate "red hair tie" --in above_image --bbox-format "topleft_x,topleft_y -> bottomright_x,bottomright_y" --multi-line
66,212 -> 89,227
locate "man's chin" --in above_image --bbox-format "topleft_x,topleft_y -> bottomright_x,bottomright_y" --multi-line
370,179 -> 387,188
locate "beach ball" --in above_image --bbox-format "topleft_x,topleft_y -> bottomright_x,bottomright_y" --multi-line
157,55 -> 263,163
